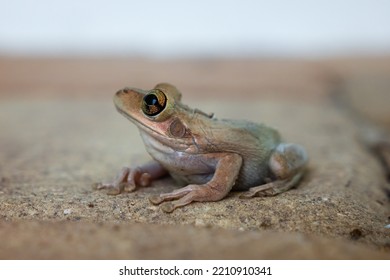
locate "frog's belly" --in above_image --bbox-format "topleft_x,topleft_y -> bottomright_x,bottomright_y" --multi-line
154,151 -> 215,185
143,141 -> 216,185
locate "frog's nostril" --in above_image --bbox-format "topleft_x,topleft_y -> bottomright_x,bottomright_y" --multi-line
116,88 -> 128,96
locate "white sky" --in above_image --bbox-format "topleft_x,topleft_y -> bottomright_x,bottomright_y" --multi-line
0,0 -> 389,57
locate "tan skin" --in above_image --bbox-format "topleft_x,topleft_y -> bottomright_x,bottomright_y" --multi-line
94,83 -> 308,213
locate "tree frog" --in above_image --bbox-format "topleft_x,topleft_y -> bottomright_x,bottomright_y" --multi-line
95,83 -> 307,213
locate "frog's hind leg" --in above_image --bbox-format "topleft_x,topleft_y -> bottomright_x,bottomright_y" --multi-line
240,143 -> 307,198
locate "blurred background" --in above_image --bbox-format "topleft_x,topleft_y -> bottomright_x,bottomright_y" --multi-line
0,0 -> 389,118
1,0 -> 390,57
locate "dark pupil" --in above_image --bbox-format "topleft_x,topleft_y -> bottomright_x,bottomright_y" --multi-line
144,94 -> 158,106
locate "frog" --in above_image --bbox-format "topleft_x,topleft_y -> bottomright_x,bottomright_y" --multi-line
94,83 -> 308,213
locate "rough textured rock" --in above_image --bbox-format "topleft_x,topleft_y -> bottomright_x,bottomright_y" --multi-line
0,57 -> 389,259
0,221 -> 388,259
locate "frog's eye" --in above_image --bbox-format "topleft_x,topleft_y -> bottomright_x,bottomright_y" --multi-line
142,89 -> 167,116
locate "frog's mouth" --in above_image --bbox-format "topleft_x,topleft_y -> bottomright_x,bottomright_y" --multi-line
115,105 -> 149,128
115,104 -> 167,138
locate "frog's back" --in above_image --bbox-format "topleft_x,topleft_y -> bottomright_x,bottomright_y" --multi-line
213,118 -> 281,153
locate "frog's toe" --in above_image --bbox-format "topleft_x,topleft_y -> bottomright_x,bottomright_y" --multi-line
93,182 -> 120,193
106,184 -> 123,195
239,183 -> 276,198
149,195 -> 165,205
122,182 -> 136,192
138,173 -> 151,187
91,182 -> 102,190
94,182 -> 125,195
239,191 -> 256,199
160,202 -> 176,213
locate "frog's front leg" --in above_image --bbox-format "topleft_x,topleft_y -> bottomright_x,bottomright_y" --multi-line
240,143 -> 307,198
93,161 -> 168,195
149,153 -> 242,213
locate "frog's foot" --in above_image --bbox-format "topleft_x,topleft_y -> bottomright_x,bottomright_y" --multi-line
150,183 -> 228,213
240,143 -> 307,199
92,165 -> 157,195
149,184 -> 199,205
240,172 -> 303,198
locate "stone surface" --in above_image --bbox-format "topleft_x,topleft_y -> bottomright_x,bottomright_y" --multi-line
0,221 -> 388,260
0,57 -> 389,259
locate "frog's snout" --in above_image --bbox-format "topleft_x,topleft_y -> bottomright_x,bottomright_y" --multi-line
113,88 -> 129,110
114,87 -> 133,106
113,87 -> 145,116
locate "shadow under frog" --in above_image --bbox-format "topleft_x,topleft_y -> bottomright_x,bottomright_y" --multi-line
94,83 -> 308,213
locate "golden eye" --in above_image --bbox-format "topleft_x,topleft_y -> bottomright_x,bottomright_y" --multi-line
142,89 -> 167,116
